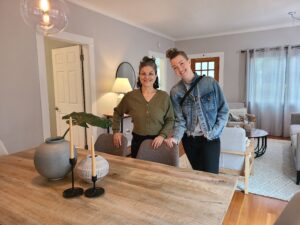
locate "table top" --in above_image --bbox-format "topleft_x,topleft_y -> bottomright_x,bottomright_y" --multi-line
0,149 -> 237,225
247,128 -> 269,138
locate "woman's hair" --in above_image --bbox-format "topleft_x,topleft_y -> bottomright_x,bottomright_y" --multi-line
165,48 -> 188,60
137,56 -> 159,89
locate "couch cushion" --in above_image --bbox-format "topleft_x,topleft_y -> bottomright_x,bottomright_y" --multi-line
228,102 -> 245,109
291,134 -> 297,156
229,108 -> 247,118
290,125 -> 300,135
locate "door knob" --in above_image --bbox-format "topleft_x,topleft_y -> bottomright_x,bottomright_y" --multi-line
55,107 -> 59,111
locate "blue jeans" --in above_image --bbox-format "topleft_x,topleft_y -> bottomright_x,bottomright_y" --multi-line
182,133 -> 220,174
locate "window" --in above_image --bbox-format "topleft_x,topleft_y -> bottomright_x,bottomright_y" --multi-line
191,57 -> 220,81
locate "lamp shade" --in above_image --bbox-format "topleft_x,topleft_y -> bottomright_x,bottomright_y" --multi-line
20,0 -> 69,36
112,78 -> 132,94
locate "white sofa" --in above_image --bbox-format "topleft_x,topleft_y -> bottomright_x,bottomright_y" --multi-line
227,102 -> 256,136
290,113 -> 300,184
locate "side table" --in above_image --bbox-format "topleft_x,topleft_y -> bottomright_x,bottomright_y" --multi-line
103,114 -> 131,133
247,128 -> 268,158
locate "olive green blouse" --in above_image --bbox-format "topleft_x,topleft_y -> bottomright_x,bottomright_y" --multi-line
112,89 -> 174,138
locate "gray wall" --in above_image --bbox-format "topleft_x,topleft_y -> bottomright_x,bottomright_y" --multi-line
0,0 -> 174,153
176,26 -> 300,102
2,0 -> 298,153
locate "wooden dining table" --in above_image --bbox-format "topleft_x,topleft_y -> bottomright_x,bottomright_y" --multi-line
0,148 -> 237,225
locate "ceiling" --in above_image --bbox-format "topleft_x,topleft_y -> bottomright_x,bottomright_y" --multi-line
67,0 -> 300,40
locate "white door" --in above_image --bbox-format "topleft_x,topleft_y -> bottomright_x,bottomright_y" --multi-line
52,45 -> 85,148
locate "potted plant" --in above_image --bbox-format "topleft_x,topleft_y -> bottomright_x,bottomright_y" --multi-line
61,112 -> 112,139
34,112 -> 111,180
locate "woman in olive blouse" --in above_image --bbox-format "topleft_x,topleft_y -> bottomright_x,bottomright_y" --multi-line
112,56 -> 174,158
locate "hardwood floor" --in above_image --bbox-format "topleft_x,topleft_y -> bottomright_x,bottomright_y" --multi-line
223,191 -> 287,225
179,137 -> 289,225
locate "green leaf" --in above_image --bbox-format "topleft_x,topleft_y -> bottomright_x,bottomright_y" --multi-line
62,112 -> 112,138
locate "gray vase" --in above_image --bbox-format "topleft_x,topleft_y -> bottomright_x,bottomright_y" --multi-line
34,136 -> 74,180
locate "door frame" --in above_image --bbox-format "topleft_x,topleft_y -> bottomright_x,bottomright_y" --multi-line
36,32 -> 97,141
188,52 -> 224,88
148,50 -> 167,91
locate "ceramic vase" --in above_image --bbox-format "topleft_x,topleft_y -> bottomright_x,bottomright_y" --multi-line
77,154 -> 109,183
34,136 -> 74,180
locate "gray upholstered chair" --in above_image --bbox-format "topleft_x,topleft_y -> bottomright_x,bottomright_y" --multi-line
136,140 -> 179,167
274,192 -> 300,225
94,133 -> 130,157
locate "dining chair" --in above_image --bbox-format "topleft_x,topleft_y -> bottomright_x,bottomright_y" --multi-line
94,133 -> 130,157
219,127 -> 254,194
0,139 -> 8,156
274,192 -> 300,225
136,140 -> 179,167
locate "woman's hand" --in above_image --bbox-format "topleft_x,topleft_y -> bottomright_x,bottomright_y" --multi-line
164,138 -> 177,148
152,136 -> 164,149
113,133 -> 123,148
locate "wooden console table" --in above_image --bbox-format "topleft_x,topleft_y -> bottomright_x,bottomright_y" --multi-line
0,149 -> 237,225
103,113 -> 131,133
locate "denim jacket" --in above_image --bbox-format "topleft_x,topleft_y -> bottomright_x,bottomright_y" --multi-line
170,75 -> 229,141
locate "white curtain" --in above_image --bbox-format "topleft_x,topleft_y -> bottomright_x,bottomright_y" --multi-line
283,47 -> 300,136
246,47 -> 286,136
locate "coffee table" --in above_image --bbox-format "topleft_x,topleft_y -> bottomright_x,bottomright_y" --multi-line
247,128 -> 268,158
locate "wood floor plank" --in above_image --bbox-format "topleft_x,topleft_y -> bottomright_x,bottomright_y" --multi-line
223,191 -> 287,225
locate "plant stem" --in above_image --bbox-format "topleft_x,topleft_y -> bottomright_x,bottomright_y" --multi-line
63,128 -> 70,139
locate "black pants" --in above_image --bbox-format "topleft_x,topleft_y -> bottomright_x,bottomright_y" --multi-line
182,133 -> 220,174
131,133 -> 156,158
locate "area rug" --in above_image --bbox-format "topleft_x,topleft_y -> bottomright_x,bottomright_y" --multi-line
179,139 -> 300,201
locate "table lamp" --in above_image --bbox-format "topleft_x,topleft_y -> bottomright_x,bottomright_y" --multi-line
112,77 -> 132,105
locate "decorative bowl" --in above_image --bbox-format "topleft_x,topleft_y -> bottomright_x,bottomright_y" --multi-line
76,155 -> 109,183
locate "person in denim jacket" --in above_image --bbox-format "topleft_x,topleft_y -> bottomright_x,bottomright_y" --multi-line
165,48 -> 229,174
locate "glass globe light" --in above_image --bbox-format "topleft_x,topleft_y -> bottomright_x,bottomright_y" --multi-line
20,0 -> 69,36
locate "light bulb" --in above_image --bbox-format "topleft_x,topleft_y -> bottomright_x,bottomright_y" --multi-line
20,0 -> 69,36
39,0 -> 50,12
42,13 -> 50,25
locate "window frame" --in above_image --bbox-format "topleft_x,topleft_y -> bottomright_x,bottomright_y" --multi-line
188,52 -> 224,88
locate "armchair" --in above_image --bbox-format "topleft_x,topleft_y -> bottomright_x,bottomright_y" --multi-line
219,127 -> 254,194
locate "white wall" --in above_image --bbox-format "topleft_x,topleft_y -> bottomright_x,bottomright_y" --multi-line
176,26 -> 300,102
0,0 -> 175,153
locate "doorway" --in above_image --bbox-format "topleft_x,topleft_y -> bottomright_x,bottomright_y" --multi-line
36,32 -> 97,146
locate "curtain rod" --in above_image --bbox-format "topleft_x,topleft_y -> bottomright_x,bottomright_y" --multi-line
241,45 -> 300,53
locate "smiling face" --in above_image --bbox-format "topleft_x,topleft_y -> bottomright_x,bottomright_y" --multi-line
139,65 -> 157,88
170,55 -> 194,83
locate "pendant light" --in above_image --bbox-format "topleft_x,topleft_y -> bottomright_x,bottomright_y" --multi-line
20,0 -> 69,36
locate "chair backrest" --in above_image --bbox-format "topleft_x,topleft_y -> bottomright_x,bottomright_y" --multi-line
136,140 -> 179,167
220,127 -> 247,171
274,192 -> 300,225
0,139 -> 8,156
94,133 -> 129,156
